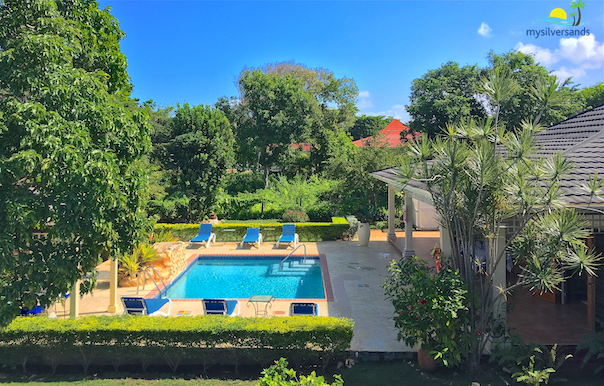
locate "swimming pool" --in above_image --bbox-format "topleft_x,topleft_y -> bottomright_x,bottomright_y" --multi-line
164,256 -> 325,299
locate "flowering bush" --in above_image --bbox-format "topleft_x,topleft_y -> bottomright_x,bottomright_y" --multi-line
383,256 -> 475,368
282,209 -> 309,223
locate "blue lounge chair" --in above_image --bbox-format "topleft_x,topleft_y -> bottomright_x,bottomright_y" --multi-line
290,302 -> 319,316
240,228 -> 262,248
190,223 -> 217,248
202,299 -> 240,316
121,296 -> 172,316
277,224 -> 299,248
20,305 -> 44,316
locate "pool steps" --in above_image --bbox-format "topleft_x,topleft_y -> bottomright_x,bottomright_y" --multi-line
269,260 -> 318,276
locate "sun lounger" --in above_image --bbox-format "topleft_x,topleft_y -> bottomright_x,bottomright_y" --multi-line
121,296 -> 172,316
276,224 -> 299,248
202,299 -> 240,316
240,227 -> 262,248
290,302 -> 319,316
190,223 -> 217,248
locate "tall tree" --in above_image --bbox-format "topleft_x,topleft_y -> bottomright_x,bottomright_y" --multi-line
406,62 -> 486,138
163,103 -> 235,221
579,82 -> 604,109
348,115 -> 392,141
487,51 -> 583,128
235,62 -> 358,184
0,0 -> 151,325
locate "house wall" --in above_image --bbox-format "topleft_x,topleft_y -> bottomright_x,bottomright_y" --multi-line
412,198 -> 439,231
593,234 -> 604,325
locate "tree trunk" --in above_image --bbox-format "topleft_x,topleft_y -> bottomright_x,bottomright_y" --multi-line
577,8 -> 582,26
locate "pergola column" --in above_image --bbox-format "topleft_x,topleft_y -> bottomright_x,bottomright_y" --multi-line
403,191 -> 415,257
387,184 -> 396,238
70,279 -> 80,319
108,257 -> 118,313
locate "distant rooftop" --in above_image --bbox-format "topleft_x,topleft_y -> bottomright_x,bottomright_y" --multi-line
352,119 -> 420,148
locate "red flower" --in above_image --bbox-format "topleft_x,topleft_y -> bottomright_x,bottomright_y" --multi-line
415,317 -> 419,321
409,305 -> 414,310
420,300 -> 426,305
476,331 -> 481,335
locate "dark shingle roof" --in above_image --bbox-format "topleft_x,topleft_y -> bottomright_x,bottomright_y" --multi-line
371,105 -> 604,207
535,105 -> 604,206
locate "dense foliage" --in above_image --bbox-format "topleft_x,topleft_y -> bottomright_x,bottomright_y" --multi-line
258,358 -> 344,386
0,315 -> 354,373
406,51 -> 588,138
384,257 -> 473,368
0,0 -> 151,326
394,66 -> 601,372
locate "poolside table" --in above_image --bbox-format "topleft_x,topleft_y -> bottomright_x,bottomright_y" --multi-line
221,228 -> 236,244
247,295 -> 274,317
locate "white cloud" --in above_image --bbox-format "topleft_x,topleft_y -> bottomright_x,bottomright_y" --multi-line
551,66 -> 586,81
515,42 -> 558,66
514,35 -> 604,81
357,90 -> 373,109
558,34 -> 604,64
478,22 -> 492,38
364,104 -> 410,123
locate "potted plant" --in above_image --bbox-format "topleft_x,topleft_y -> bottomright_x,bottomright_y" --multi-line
383,256 -> 475,371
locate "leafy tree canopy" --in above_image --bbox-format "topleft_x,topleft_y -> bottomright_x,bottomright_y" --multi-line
348,115 -> 392,141
161,103 -> 235,221
406,61 -> 486,138
231,62 -> 358,183
579,82 -> 604,109
406,51 -> 586,137
0,0 -> 151,325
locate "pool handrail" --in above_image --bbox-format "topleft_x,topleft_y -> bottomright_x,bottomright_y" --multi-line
138,266 -> 168,299
279,243 -> 306,271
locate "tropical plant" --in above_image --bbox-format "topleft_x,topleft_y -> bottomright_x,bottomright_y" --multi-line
258,358 -> 344,386
577,320 -> 604,374
394,116 -> 601,373
511,344 -> 570,385
383,257 -> 474,368
118,244 -> 157,280
150,230 -> 178,243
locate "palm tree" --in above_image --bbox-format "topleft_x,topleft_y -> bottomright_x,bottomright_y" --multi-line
571,0 -> 585,26
569,12 -> 577,26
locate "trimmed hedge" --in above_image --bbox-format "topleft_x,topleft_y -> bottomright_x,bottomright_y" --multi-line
155,217 -> 350,242
0,315 -> 354,373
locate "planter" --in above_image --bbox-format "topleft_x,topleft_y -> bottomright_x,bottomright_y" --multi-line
357,222 -> 370,246
417,348 -> 438,372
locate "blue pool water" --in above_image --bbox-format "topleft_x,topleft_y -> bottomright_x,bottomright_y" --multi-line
164,257 -> 325,299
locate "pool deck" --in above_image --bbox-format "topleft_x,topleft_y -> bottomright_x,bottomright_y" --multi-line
52,230 -> 440,354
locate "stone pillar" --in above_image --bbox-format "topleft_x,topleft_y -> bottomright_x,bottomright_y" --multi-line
491,226 -> 507,322
70,280 -> 80,319
439,224 -> 453,257
107,257 -> 118,313
403,191 -> 415,257
388,184 -> 396,238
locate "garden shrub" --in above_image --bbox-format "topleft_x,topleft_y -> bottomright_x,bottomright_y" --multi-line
282,209 -> 310,223
155,217 -> 350,242
0,315 -> 354,373
258,358 -> 344,385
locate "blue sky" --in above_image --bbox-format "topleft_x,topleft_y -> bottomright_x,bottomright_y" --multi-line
97,0 -> 604,123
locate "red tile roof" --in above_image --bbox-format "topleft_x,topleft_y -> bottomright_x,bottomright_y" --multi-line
352,119 -> 419,147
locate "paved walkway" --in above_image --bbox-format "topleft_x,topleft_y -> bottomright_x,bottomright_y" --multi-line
53,230 -> 439,354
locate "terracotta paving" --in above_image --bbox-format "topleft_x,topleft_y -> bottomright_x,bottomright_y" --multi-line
507,288 -> 591,345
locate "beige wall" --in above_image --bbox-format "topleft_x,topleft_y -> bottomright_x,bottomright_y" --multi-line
412,198 -> 439,231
